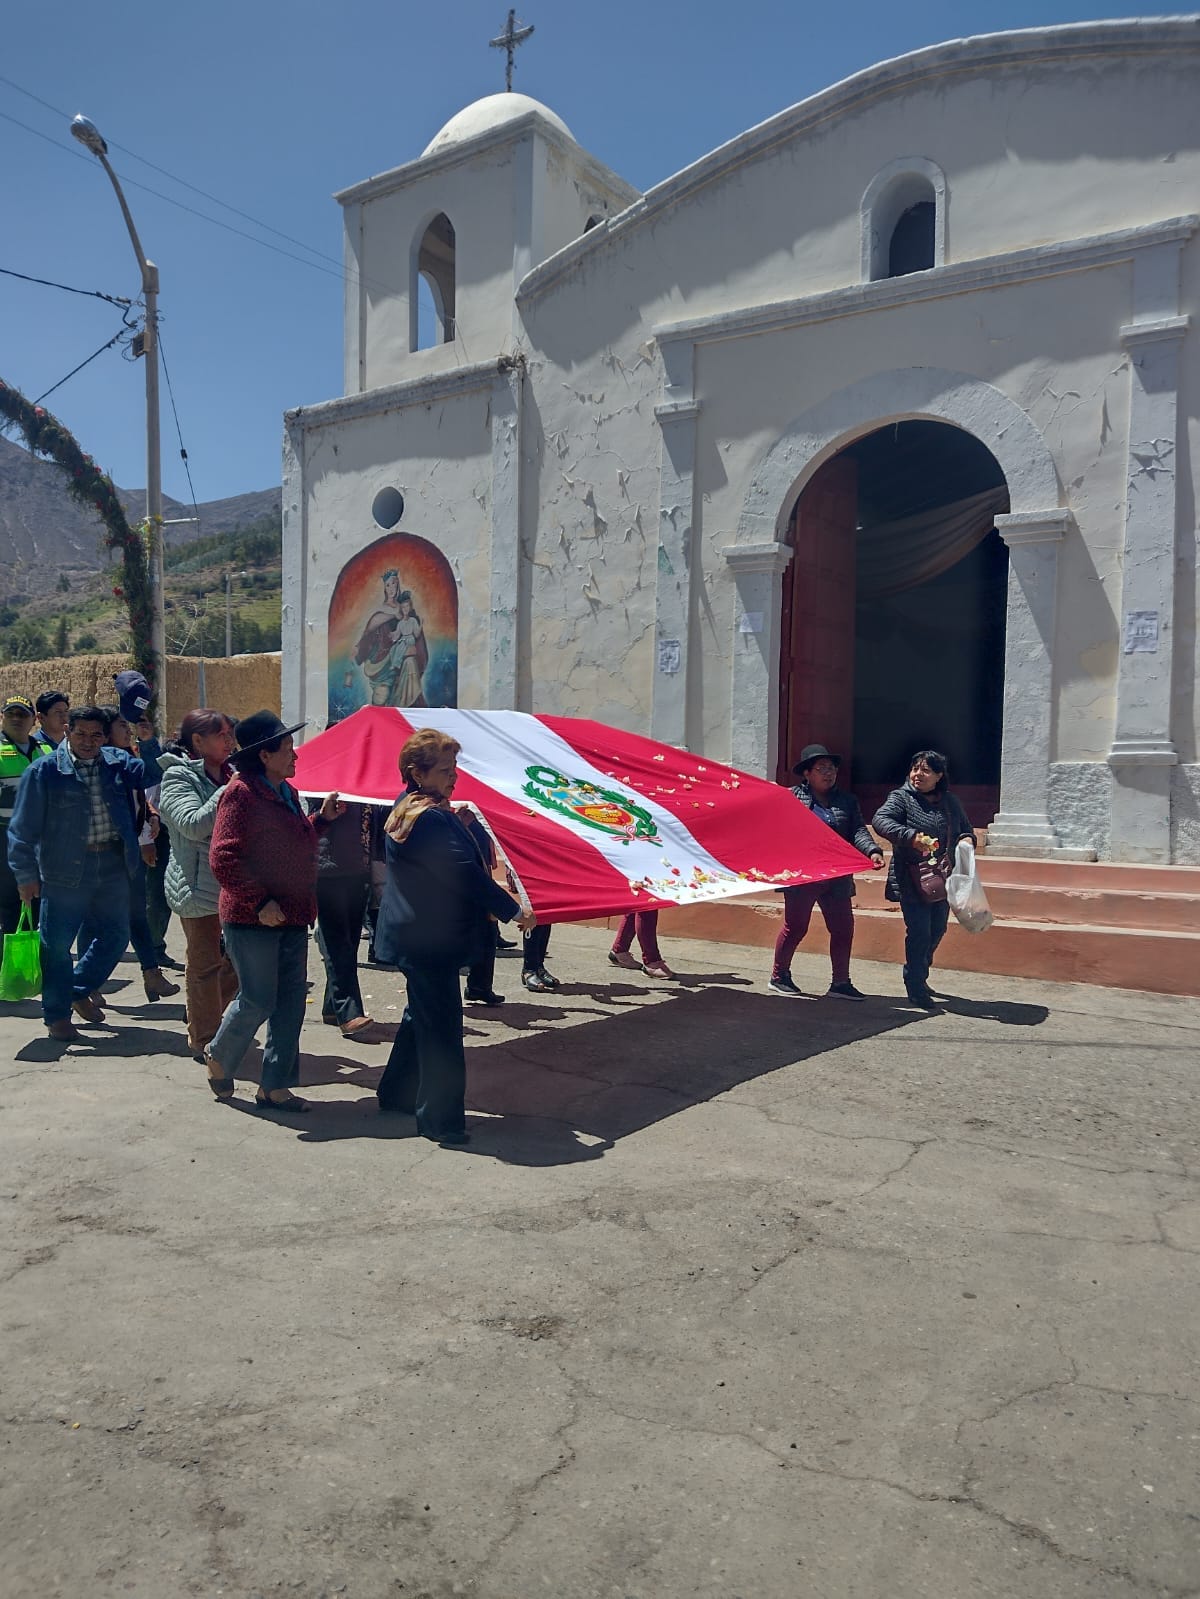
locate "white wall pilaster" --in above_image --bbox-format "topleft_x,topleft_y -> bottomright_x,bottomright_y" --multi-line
652,340 -> 699,748
722,541 -> 793,776
488,362 -> 524,709
1107,242 -> 1189,862
988,510 -> 1073,854
281,415 -> 307,728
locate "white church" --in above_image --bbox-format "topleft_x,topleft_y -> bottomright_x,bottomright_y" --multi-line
282,16 -> 1200,866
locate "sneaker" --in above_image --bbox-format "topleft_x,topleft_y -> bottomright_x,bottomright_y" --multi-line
768,974 -> 805,997
905,987 -> 939,1011
608,949 -> 642,970
826,981 -> 866,1001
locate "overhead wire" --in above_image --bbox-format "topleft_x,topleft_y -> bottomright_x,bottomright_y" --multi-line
0,264 -> 131,307
0,72 -> 345,273
156,329 -> 203,536
0,109 -> 351,288
31,324 -> 131,407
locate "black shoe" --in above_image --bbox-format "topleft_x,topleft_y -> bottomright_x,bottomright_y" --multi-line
905,987 -> 939,1010
521,969 -> 557,993
465,988 -> 505,1005
159,956 -> 185,972
768,974 -> 805,997
495,932 -> 517,950
826,981 -> 866,1001
434,1130 -> 471,1146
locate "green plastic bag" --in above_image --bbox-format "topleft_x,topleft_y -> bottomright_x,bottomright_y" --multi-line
0,903 -> 42,1000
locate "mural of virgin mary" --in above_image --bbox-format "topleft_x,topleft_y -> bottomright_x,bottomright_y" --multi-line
353,571 -> 428,708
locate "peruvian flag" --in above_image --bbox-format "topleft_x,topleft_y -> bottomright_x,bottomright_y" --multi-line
293,707 -> 866,923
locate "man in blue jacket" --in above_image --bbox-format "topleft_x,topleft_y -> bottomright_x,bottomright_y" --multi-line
7,705 -> 147,1041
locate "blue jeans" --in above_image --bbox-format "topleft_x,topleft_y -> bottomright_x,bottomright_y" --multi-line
79,858 -> 158,971
209,923 -> 309,1092
377,956 -> 466,1140
901,898 -> 951,994
39,848 -> 132,1024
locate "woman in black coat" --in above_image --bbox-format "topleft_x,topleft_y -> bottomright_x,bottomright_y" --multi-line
872,749 -> 975,1009
374,728 -> 534,1144
770,743 -> 884,1000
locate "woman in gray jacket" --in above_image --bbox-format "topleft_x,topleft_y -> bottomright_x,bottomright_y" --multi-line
157,709 -> 238,1060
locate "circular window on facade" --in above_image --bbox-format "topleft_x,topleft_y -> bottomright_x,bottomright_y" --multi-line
372,487 -> 405,529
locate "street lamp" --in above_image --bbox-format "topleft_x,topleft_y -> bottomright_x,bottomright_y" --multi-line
70,113 -> 166,729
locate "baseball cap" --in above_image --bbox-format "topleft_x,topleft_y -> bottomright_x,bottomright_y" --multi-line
113,669 -> 152,724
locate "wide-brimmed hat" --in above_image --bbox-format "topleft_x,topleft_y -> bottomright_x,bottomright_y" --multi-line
229,709 -> 306,765
792,743 -> 841,776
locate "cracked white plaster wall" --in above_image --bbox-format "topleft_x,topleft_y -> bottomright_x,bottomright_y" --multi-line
292,391 -> 494,727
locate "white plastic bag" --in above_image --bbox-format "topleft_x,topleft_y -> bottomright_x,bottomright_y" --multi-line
946,839 -> 993,933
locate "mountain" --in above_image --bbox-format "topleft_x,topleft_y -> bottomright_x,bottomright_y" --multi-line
0,435 -> 280,598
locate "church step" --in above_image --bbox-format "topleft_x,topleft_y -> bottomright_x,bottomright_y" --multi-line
619,899 -> 1200,998
977,856 -> 1200,893
850,872 -> 1200,932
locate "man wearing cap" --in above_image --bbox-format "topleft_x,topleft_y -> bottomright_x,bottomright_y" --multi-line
769,743 -> 884,1001
0,694 -> 53,968
7,705 -> 148,1041
35,690 -> 70,750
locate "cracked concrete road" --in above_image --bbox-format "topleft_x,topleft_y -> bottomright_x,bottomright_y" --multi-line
1,922 -> 1198,1599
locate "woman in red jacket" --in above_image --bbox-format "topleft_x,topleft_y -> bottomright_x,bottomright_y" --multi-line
204,711 -> 342,1110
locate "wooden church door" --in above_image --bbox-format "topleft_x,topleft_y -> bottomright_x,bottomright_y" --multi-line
777,453 -> 858,783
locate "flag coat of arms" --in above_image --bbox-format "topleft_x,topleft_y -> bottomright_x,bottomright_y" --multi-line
293,708 -> 868,922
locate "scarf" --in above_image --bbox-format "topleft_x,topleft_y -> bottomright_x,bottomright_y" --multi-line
384,786 -> 452,844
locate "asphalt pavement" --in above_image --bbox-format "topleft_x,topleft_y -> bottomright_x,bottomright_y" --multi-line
1,921 -> 1197,1599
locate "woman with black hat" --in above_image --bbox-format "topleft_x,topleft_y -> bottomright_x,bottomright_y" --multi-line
204,711 -> 343,1109
770,744 -> 884,1000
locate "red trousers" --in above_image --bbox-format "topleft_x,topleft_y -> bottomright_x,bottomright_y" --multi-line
611,911 -> 662,964
772,885 -> 854,984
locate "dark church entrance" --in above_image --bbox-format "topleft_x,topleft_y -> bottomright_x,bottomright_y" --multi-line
777,420 -> 1010,827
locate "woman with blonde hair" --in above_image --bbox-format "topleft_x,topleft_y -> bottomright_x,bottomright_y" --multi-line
375,728 -> 534,1144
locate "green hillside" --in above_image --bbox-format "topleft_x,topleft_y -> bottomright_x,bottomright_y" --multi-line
0,513 -> 283,663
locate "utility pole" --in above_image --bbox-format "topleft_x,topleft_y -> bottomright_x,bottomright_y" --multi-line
71,113 -> 167,730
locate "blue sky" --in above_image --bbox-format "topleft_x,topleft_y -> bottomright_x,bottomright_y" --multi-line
2,1 -> 1192,504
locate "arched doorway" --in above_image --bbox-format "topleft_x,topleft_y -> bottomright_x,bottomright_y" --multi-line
777,420 -> 1010,826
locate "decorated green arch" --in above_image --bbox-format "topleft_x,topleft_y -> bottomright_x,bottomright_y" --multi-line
0,376 -> 157,703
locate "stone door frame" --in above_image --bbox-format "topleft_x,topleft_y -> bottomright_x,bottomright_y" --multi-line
722,366 -> 1070,851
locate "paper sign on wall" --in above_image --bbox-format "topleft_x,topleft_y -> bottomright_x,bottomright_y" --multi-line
739,611 -> 764,635
657,639 -> 681,675
1123,610 -> 1159,654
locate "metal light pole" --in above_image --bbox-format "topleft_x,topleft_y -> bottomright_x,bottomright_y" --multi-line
71,113 -> 166,729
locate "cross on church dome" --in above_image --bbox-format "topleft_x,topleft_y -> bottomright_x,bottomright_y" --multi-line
489,9 -> 534,92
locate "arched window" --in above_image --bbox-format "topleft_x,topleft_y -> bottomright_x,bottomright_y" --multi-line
583,214 -> 604,233
411,212 -> 456,351
860,159 -> 947,283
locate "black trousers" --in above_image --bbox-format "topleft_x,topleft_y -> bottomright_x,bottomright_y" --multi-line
900,897 -> 951,992
377,956 -> 466,1140
145,831 -> 171,962
522,923 -> 552,973
315,873 -> 369,1026
466,939 -> 496,997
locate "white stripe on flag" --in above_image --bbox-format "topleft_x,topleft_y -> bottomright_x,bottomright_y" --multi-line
407,709 -> 763,906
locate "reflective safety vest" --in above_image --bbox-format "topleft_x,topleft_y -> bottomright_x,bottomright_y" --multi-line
0,734 -> 51,830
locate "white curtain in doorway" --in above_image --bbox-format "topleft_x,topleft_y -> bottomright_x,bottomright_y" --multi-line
857,487 -> 1009,599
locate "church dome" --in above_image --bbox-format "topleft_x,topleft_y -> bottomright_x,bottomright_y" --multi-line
423,92 -> 575,157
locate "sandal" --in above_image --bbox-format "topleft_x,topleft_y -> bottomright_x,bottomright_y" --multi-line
340,1015 -> 375,1037
203,1052 -> 235,1100
521,969 -> 555,993
641,960 -> 676,980
255,1091 -> 311,1113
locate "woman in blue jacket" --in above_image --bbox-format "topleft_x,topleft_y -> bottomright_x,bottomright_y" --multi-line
374,728 -> 534,1144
